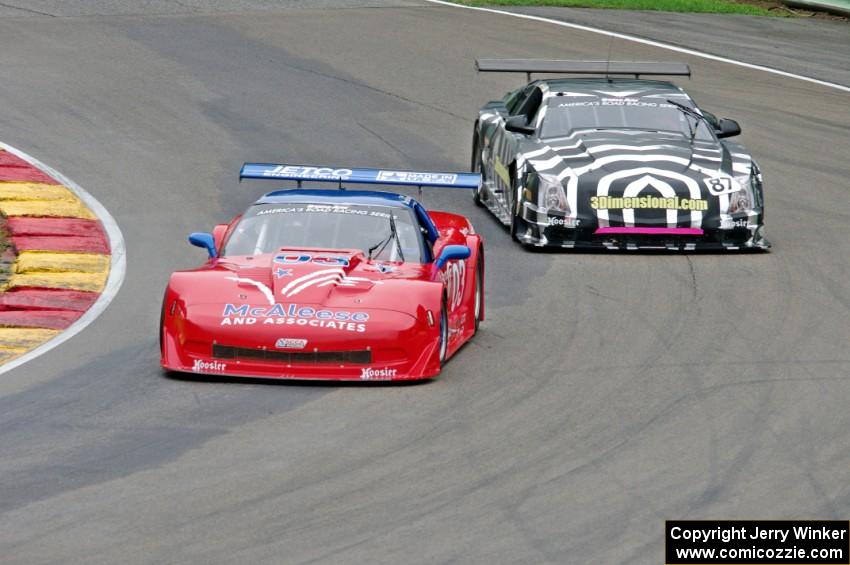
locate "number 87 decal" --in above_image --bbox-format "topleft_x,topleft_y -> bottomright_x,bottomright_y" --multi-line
445,259 -> 466,311
703,176 -> 740,196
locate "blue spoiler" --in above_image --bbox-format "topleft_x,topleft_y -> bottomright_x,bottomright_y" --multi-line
240,163 -> 481,190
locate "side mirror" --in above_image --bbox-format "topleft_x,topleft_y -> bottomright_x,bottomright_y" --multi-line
189,232 -> 217,259
716,118 -> 741,138
504,115 -> 536,135
435,245 -> 471,270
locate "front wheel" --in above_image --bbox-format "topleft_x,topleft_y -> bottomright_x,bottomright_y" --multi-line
508,173 -> 528,243
509,176 -> 521,241
159,294 -> 167,355
509,209 -> 520,241
471,132 -> 484,207
438,298 -> 448,366
472,259 -> 482,334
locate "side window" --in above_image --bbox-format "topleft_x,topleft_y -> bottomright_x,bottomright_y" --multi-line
700,109 -> 719,130
419,221 -> 434,263
503,89 -> 522,114
516,87 -> 543,124
412,204 -> 435,263
506,84 -> 535,116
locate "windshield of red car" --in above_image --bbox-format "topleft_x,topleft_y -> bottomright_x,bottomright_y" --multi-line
223,202 -> 425,263
540,96 -> 714,140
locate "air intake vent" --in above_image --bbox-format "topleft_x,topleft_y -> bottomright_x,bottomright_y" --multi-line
212,345 -> 371,365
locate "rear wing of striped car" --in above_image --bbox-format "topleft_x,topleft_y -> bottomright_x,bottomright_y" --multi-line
475,59 -> 691,80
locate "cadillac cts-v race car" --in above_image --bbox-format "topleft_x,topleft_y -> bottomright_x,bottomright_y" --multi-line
160,164 -> 484,381
472,59 -> 769,250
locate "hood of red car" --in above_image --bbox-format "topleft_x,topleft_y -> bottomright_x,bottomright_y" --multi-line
180,247 -> 433,314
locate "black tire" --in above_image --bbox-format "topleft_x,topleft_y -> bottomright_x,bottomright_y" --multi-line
471,130 -> 484,207
159,297 -> 176,378
509,172 -> 521,241
438,297 -> 449,366
473,258 -> 483,334
159,294 -> 167,355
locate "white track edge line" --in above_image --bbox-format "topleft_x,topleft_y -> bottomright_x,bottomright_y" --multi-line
0,141 -> 127,376
424,0 -> 850,94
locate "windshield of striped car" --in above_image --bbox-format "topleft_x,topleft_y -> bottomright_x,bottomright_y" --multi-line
540,96 -> 714,140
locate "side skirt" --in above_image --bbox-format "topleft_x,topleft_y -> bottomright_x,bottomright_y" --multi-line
479,180 -> 511,226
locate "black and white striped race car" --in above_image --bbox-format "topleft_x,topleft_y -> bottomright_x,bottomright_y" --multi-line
471,60 -> 769,251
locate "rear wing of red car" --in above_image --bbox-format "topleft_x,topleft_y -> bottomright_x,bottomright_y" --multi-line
240,163 -> 481,190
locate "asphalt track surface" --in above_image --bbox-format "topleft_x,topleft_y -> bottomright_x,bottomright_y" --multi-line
0,2 -> 848,563
499,5 -> 850,88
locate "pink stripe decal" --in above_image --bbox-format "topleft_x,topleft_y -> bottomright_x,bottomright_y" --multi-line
594,227 -> 704,236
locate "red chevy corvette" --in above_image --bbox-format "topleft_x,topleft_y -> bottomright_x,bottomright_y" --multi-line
160,163 -> 484,381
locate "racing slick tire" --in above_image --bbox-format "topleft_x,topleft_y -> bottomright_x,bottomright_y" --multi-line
509,209 -> 520,241
159,294 -> 166,356
439,297 -> 449,365
508,171 -> 527,242
471,129 -> 484,207
473,257 -> 483,334
159,295 -> 175,378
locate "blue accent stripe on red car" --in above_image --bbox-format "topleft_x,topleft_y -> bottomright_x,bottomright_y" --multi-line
240,163 -> 481,190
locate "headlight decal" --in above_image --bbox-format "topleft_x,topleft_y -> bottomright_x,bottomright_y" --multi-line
536,174 -> 567,211
535,173 -> 575,223
718,172 -> 762,230
730,174 -> 754,215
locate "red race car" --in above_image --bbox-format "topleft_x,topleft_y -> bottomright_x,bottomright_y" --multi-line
160,163 -> 484,381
